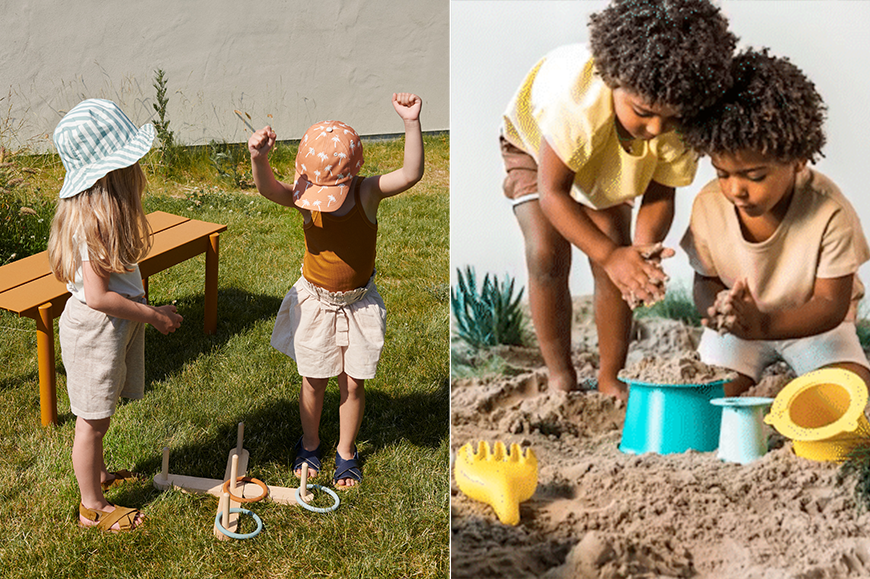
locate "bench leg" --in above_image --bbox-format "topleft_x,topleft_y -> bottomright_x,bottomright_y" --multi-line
36,303 -> 58,427
204,232 -> 220,335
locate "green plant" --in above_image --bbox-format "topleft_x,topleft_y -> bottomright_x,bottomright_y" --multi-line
0,193 -> 53,264
152,69 -> 177,169
838,444 -> 870,512
208,140 -> 251,188
451,266 -> 528,349
636,284 -> 702,326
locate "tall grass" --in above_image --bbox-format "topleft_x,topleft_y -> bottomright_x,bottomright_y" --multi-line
0,135 -> 449,578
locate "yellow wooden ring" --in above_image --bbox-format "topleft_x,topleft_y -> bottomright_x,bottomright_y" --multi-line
221,476 -> 269,503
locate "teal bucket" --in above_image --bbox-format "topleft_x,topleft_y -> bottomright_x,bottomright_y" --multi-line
619,378 -> 727,455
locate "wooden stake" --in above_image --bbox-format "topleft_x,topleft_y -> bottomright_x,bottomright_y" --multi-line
236,422 -> 244,456
299,463 -> 314,503
221,492 -> 231,529
230,454 -> 239,494
161,446 -> 170,480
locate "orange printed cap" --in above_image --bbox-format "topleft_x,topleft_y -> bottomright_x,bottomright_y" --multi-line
292,120 -> 364,212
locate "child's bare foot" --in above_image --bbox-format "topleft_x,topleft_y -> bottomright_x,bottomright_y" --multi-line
597,379 -> 629,402
548,369 -> 579,393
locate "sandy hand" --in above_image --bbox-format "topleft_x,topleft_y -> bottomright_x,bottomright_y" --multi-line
624,243 -> 674,309
703,284 -> 746,335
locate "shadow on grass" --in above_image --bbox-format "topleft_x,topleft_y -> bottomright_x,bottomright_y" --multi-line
0,285 -> 282,425
143,285 -> 283,384
129,372 -> 449,484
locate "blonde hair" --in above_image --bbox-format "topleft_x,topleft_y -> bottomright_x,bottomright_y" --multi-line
48,163 -> 152,283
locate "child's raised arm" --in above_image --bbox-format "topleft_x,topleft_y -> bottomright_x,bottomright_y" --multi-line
368,93 -> 424,199
249,126 -> 297,207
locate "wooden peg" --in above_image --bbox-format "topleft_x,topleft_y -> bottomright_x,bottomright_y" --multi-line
299,463 -> 314,503
161,446 -> 170,481
221,492 -> 231,529
230,453 -> 239,493
236,422 -> 244,456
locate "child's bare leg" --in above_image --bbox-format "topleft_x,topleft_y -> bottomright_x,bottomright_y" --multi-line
336,372 -> 365,487
588,260 -> 631,400
723,373 -> 755,397
514,201 -> 576,392
298,376 -> 328,475
74,416 -> 143,529
581,203 -> 633,401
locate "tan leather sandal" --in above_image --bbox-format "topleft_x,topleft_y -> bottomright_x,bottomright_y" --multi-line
79,503 -> 144,532
101,469 -> 141,491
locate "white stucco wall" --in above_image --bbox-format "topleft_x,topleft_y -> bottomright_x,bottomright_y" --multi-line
2,1 -> 448,151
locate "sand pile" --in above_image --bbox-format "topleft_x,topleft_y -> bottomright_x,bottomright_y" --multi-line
451,299 -> 870,579
619,351 -> 735,385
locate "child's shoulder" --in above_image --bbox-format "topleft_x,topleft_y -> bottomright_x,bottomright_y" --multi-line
799,168 -> 861,221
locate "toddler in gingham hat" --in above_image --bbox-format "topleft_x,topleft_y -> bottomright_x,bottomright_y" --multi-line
48,99 -> 183,531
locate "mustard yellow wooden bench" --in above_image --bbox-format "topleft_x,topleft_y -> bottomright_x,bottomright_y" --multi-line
0,211 -> 227,426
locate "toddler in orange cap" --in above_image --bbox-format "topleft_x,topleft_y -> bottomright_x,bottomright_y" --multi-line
248,93 -> 424,489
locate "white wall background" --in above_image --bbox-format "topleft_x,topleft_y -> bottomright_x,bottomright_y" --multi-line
2,1 -> 448,150
451,0 -> 870,298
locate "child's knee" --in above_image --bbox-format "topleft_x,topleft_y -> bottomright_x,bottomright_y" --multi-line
525,241 -> 571,281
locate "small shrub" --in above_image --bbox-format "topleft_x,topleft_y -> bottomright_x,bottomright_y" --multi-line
208,141 -> 251,188
636,285 -> 702,326
152,69 -> 178,170
451,266 -> 528,349
0,195 -> 53,264
839,445 -> 870,512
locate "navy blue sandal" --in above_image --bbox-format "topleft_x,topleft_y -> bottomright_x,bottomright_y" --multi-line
333,447 -> 362,489
293,438 -> 322,479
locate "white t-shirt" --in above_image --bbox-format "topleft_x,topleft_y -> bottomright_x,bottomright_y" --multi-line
501,43 -> 697,209
681,168 -> 870,321
67,239 -> 145,304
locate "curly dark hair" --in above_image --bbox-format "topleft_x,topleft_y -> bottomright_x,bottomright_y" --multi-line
681,48 -> 827,163
589,0 -> 737,116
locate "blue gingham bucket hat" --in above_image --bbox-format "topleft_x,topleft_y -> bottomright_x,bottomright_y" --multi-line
53,99 -> 155,198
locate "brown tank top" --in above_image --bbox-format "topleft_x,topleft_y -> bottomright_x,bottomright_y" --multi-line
302,177 -> 377,292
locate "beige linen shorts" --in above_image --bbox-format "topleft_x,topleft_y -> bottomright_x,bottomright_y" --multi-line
698,322 -> 870,383
59,296 -> 146,420
271,274 -> 386,380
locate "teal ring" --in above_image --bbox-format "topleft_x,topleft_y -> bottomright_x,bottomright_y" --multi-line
214,507 -> 263,539
296,484 -> 340,513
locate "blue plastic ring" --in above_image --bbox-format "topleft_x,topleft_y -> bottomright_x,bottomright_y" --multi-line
296,484 -> 340,513
214,507 -> 263,539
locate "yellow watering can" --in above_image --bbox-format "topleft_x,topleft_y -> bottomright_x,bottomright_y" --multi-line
454,441 -> 538,525
764,368 -> 870,462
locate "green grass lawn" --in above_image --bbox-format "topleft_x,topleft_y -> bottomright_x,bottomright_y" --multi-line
0,135 -> 449,578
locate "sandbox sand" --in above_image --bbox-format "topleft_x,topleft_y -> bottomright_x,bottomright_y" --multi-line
451,298 -> 870,579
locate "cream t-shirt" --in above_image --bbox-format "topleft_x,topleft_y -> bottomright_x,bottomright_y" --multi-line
501,43 -> 698,209
67,239 -> 145,304
681,168 -> 870,321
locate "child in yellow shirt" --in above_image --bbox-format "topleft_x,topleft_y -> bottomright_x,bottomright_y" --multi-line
501,0 -> 736,398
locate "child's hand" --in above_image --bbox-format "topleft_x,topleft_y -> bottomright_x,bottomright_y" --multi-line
151,304 -> 183,335
248,126 -> 276,160
392,93 -> 422,122
702,288 -> 737,335
602,246 -> 669,308
722,279 -> 766,339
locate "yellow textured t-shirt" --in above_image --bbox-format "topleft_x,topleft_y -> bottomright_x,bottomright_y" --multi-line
501,44 -> 698,209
